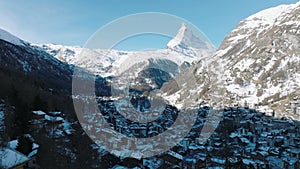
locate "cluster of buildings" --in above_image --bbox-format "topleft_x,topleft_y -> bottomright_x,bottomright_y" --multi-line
31,110 -> 74,137
80,98 -> 187,159
2,96 -> 299,169
0,109 -> 74,169
212,106 -> 300,168
288,97 -> 300,116
98,98 -> 178,138
93,98 -> 300,169
0,134 -> 39,169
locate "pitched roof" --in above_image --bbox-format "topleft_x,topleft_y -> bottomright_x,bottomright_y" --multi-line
0,148 -> 30,169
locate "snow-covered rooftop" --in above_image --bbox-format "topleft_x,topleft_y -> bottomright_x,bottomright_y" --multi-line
49,111 -> 62,116
32,110 -> 46,116
45,115 -> 64,122
0,148 -> 30,169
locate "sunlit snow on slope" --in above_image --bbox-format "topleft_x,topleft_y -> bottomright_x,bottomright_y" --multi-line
34,23 -> 216,78
0,29 -> 25,46
242,2 -> 300,29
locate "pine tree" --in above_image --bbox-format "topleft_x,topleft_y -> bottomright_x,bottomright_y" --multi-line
225,157 -> 231,169
16,135 -> 33,156
32,95 -> 48,112
14,101 -> 31,134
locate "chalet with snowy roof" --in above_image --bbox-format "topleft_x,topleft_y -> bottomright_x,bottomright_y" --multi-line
32,110 -> 46,119
283,157 -> 299,169
7,135 -> 40,169
182,156 -> 197,169
241,158 -> 256,168
210,156 -> 226,167
183,153 -> 207,169
44,115 -> 64,125
111,165 -> 129,169
159,151 -> 182,167
48,111 -> 62,117
287,148 -> 300,159
0,148 -> 30,169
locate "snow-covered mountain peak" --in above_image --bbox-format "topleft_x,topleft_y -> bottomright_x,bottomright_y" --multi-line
34,23 -> 216,77
0,28 -> 25,46
167,23 -> 215,51
167,23 -> 189,48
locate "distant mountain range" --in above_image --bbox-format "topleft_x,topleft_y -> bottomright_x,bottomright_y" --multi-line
33,23 -> 215,78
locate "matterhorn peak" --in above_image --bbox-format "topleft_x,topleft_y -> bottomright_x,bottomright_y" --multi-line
167,23 -> 215,51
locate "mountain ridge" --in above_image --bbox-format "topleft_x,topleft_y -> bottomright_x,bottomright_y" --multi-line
0,28 -> 26,46
163,1 -> 300,120
33,23 -> 216,78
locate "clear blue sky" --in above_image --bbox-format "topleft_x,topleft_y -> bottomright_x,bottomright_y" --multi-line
0,0 -> 298,50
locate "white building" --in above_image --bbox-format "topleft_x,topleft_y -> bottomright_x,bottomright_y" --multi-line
296,107 -> 300,115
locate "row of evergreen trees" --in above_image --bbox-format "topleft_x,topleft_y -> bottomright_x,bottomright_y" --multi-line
0,85 -> 49,154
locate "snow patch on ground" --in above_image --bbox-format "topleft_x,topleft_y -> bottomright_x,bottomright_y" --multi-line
233,58 -> 255,71
228,34 -> 248,44
161,91 -> 183,109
